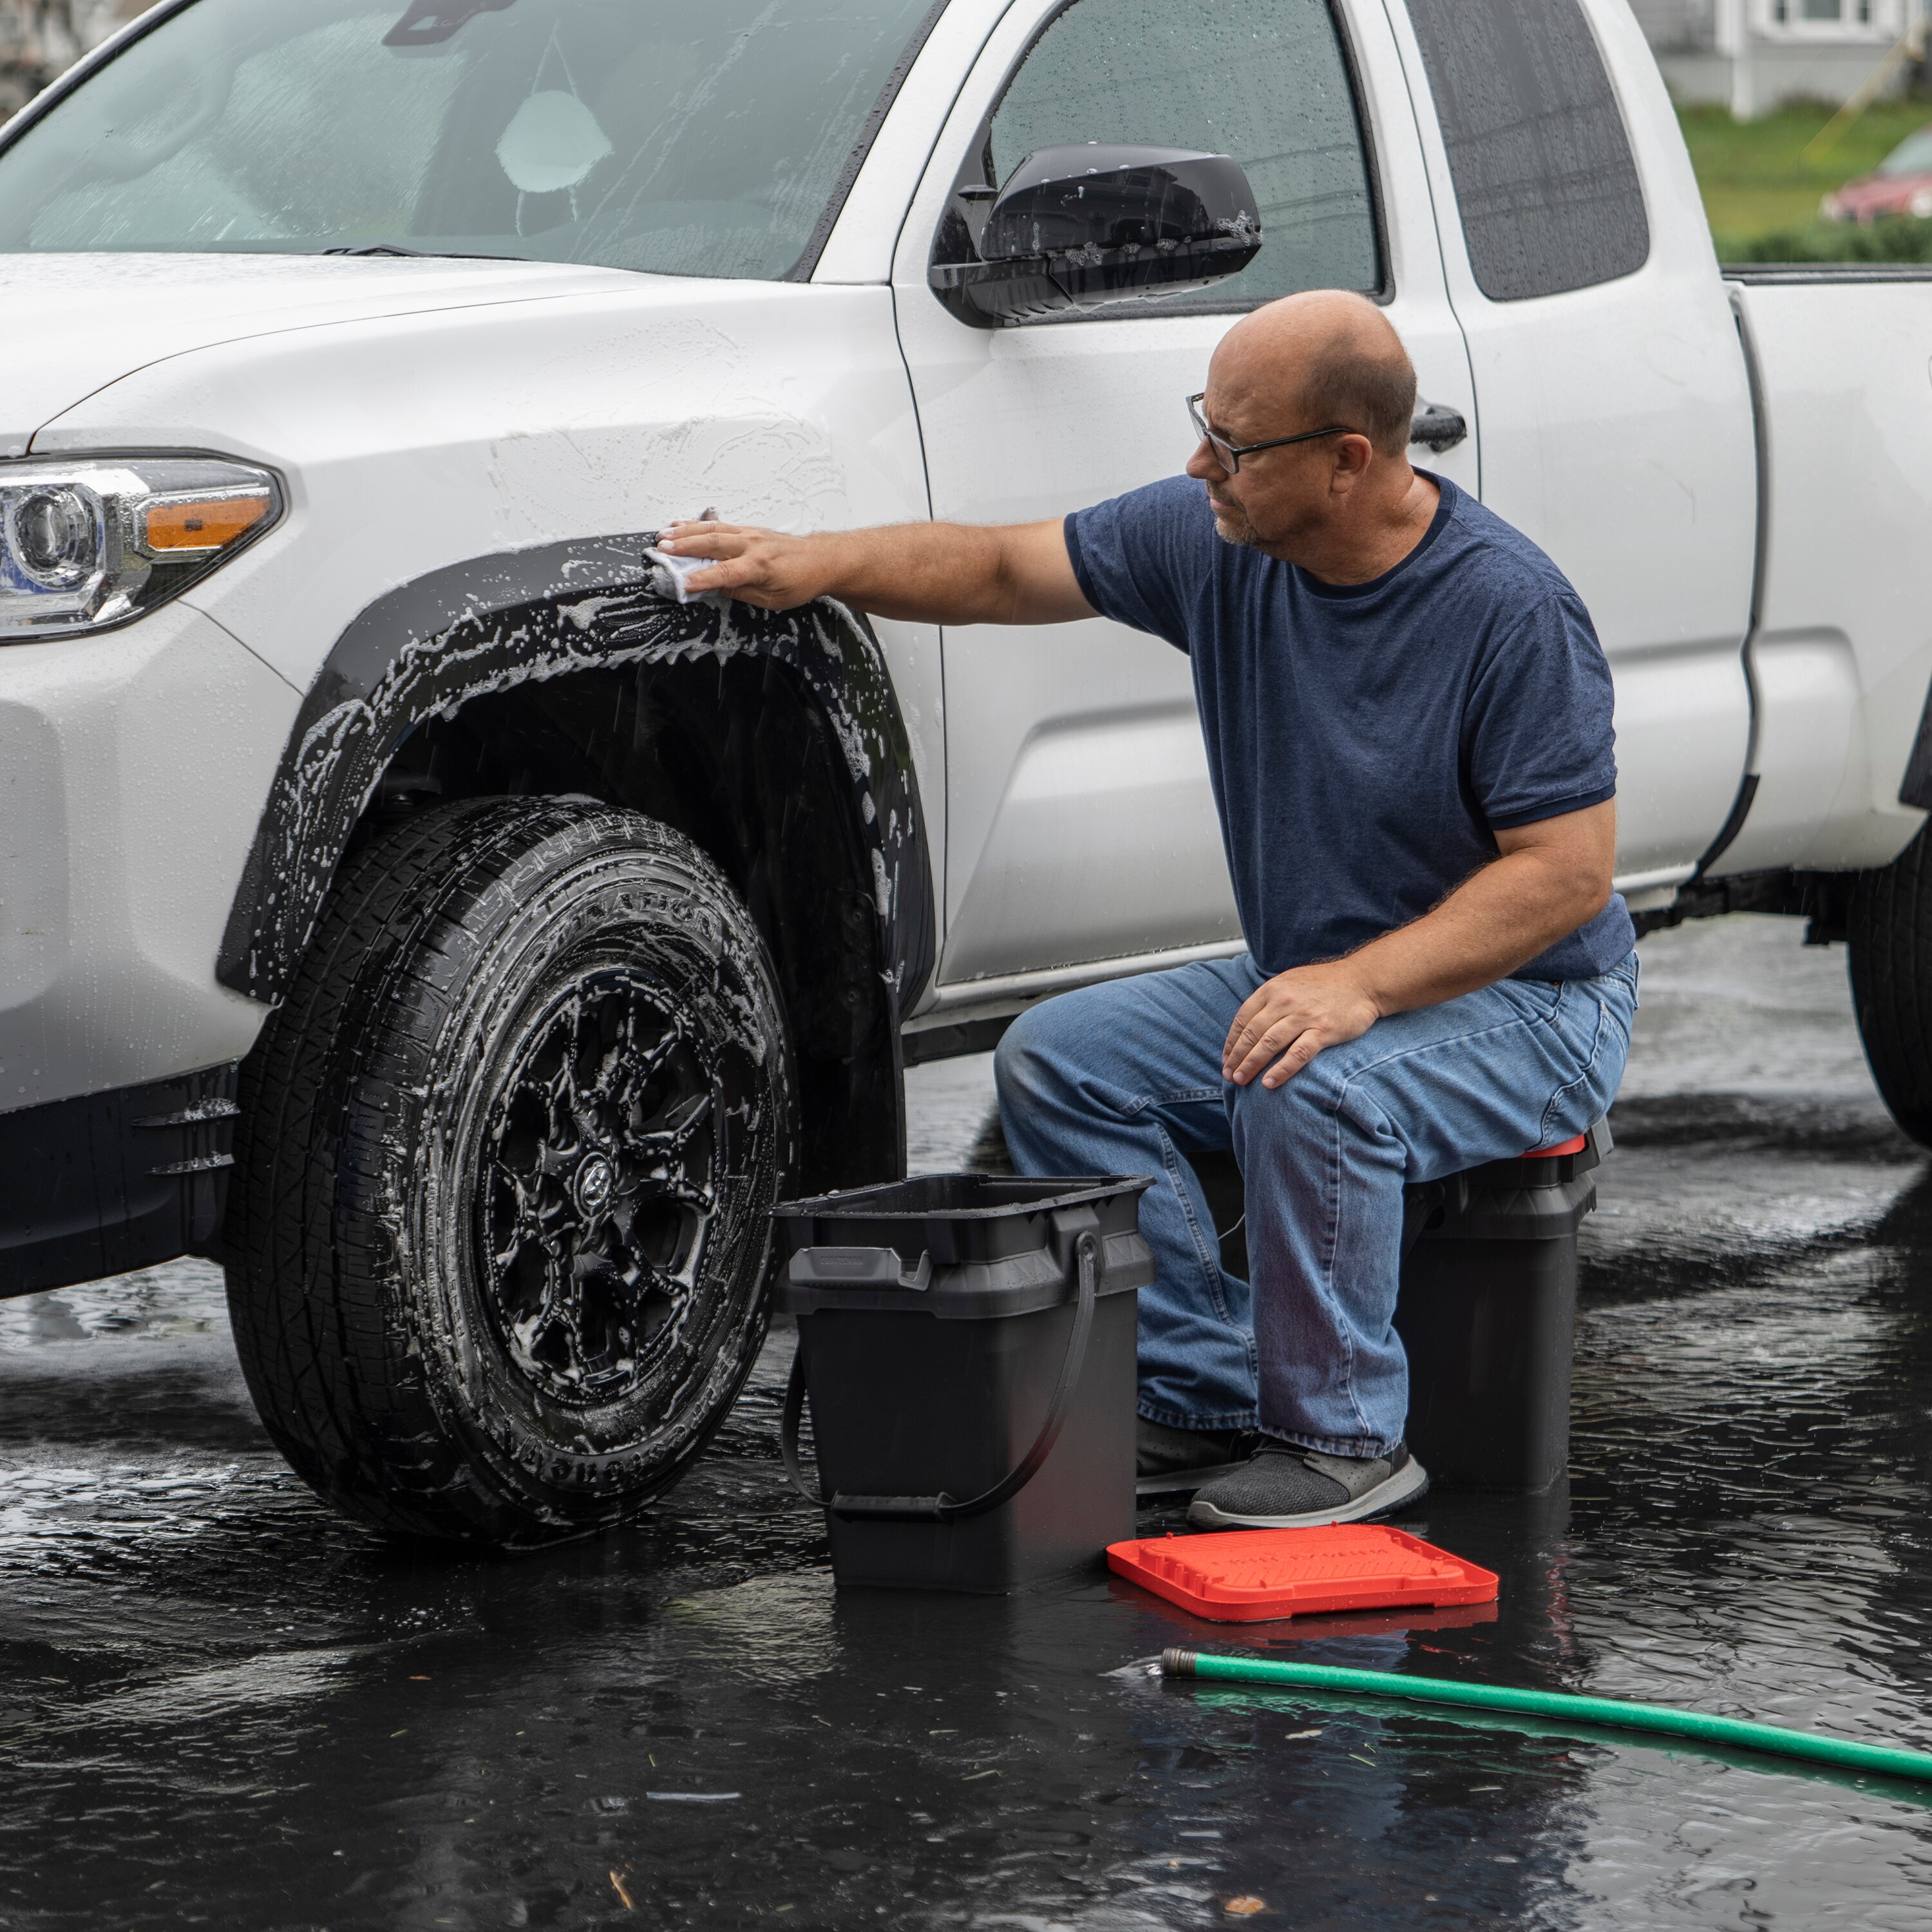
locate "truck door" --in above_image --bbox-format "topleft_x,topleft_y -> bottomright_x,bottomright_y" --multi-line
891,0 -> 1477,994
1387,0 -> 1758,895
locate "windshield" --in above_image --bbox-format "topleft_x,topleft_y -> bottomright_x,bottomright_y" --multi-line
0,0 -> 935,279
1879,125 -> 1932,177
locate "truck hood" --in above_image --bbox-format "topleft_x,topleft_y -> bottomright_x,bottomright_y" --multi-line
0,252 -> 642,457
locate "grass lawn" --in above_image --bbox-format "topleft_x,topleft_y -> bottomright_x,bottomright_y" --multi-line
1677,97 -> 1932,258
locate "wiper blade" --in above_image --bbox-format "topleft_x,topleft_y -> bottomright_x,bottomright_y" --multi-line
321,243 -> 529,261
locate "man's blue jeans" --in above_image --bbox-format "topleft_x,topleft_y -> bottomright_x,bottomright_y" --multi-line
994,952 -> 1638,1458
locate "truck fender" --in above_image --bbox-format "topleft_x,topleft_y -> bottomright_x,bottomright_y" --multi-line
216,536 -> 936,1184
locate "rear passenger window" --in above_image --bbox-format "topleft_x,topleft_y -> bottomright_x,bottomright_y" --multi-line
974,0 -> 1381,311
1404,0 -> 1649,301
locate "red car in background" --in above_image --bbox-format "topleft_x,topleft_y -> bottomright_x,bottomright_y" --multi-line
1822,122 -> 1932,223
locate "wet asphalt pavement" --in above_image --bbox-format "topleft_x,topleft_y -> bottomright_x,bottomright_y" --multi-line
6,913 -> 1932,1928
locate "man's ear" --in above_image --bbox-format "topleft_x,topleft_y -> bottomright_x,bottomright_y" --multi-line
1330,433 -> 1376,492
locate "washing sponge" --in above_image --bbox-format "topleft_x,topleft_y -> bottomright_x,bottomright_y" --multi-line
645,544 -> 729,609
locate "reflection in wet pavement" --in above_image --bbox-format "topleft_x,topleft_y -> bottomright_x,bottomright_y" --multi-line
5,914 -> 1932,1926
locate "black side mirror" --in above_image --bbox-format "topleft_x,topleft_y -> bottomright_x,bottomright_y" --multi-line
930,144 -> 1262,327
1409,402 -> 1468,453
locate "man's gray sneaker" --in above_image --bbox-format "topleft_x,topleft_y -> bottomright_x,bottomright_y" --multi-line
1187,1438 -> 1429,1528
1135,1417 -> 1260,1497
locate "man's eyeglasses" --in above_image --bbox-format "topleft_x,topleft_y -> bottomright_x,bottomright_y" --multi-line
1186,393 -> 1356,474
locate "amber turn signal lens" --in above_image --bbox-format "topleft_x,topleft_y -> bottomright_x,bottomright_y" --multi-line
144,493 -> 272,552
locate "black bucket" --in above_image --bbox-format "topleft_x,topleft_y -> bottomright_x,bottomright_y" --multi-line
1393,1121 -> 1607,1493
773,1173 -> 1153,1594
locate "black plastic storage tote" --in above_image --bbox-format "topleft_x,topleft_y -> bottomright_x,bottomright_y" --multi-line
773,1174 -> 1153,1593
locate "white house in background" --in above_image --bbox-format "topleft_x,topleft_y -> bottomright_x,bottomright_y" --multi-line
1632,0 -> 1923,117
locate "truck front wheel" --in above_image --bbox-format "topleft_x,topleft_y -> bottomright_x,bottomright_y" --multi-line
224,798 -> 793,1546
1850,824 -> 1932,1149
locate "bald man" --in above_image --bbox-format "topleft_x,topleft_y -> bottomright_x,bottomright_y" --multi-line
661,290 -> 1637,1530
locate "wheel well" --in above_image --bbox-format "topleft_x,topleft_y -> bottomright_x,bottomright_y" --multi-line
351,656 -> 902,1196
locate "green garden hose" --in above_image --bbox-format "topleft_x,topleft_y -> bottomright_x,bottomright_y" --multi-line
1160,1649 -> 1932,1785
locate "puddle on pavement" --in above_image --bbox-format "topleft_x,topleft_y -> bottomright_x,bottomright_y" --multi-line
3,914 -> 1932,1927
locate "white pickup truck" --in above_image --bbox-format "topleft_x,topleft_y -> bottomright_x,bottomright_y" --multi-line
3,0 -> 1930,1546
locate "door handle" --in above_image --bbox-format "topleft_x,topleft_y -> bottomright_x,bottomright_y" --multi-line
1410,402 -> 1467,453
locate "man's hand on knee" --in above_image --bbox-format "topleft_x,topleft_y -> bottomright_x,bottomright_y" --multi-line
1223,963 -> 1381,1089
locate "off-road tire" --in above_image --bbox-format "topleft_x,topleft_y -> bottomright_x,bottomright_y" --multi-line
1850,823 -> 1932,1149
225,797 -> 794,1546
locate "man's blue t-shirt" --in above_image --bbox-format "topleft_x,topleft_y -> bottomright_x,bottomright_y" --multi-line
1063,474 -> 1634,983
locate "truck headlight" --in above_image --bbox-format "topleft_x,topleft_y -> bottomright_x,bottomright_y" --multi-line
0,455 -> 283,642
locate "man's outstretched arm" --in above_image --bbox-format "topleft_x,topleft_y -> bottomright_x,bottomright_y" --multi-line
656,516 -> 1094,625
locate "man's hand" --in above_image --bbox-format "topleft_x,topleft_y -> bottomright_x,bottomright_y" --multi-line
658,520 -> 834,611
1222,961 -> 1383,1089
656,515 -> 1092,626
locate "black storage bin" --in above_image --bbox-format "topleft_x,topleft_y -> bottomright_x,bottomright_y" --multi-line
773,1174 -> 1153,1595
1393,1122 -> 1607,1493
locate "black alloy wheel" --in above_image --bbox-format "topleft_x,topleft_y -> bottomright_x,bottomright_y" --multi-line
478,965 -> 722,1403
225,797 -> 794,1546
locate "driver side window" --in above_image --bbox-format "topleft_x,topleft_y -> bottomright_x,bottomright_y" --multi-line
982,0 -> 1382,311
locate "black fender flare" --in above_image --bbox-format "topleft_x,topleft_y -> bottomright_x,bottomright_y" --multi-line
216,535 -> 936,1020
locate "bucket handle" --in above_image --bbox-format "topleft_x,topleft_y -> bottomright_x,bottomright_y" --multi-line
787,1245 -> 933,1293
778,1229 -> 1101,1524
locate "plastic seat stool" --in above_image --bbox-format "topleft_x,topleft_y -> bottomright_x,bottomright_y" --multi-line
1392,1120 -> 1609,1492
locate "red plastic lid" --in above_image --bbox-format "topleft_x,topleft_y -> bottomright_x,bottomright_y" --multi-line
1107,1524 -> 1499,1624
1524,1133 -> 1587,1158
